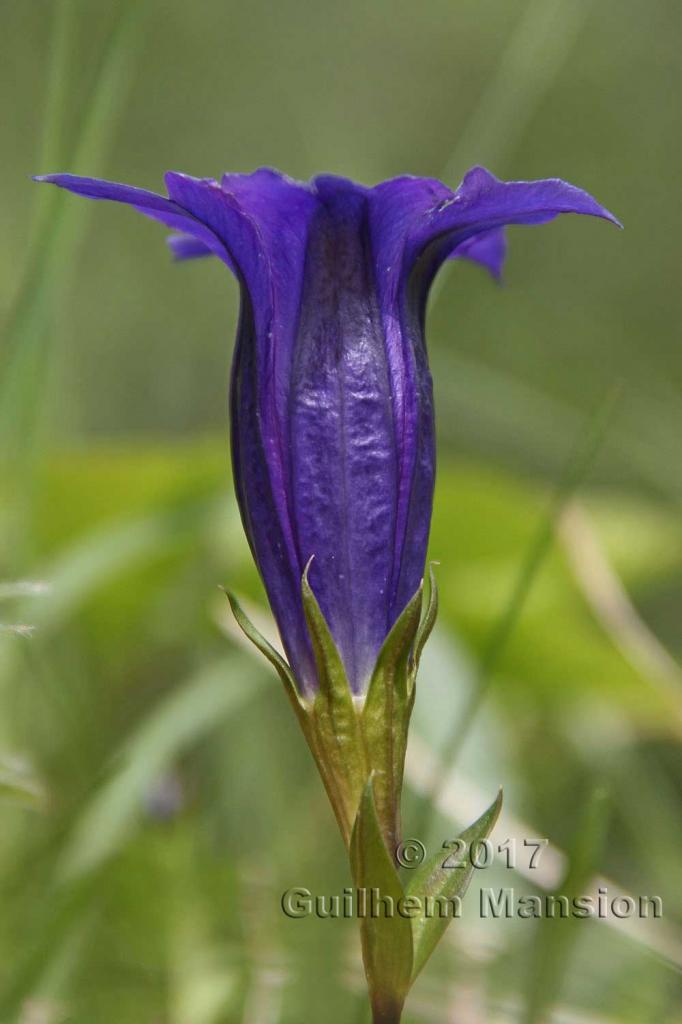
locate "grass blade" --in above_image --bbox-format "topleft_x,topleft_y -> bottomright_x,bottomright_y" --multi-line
0,2 -> 149,488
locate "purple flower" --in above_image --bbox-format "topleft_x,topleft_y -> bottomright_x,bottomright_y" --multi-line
36,166 -> 618,696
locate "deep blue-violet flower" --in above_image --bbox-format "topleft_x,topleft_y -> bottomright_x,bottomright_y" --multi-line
37,163 -> 619,1021
37,166 -> 618,698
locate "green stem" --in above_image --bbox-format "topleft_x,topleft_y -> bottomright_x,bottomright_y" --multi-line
353,991 -> 402,1024
371,1001 -> 403,1024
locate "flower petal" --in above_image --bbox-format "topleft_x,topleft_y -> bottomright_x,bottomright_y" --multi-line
448,227 -> 507,281
167,234 -> 213,261
34,173 -> 182,211
288,176 -> 400,690
34,173 -> 235,266
412,165 -> 621,273
163,170 -> 323,690
363,166 -> 618,620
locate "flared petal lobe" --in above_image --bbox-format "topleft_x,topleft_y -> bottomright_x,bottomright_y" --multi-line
36,166 -> 618,694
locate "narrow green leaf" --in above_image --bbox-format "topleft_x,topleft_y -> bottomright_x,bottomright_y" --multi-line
407,789 -> 502,981
350,777 -> 413,1021
362,584 -> 423,854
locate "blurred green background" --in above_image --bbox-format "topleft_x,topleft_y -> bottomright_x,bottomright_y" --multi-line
1,1 -> 681,1021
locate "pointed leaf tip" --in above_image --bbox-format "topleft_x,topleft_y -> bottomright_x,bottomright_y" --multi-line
407,788 -> 503,981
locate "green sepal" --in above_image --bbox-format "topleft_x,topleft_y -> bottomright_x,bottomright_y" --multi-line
406,789 -> 502,982
223,588 -> 305,721
362,583 -> 423,855
301,560 -> 368,844
412,562 -> 438,676
350,776 -> 413,1023
301,558 -> 354,710
227,566 -> 440,863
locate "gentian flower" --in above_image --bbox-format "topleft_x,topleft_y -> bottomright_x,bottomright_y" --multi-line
37,164 -> 618,1022
36,166 -> 618,701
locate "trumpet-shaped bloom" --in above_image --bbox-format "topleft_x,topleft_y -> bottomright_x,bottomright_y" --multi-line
37,166 -> 618,695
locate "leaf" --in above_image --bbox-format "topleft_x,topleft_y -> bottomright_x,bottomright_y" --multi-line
350,777 -> 413,1022
362,584 -> 423,854
407,789 -> 502,981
